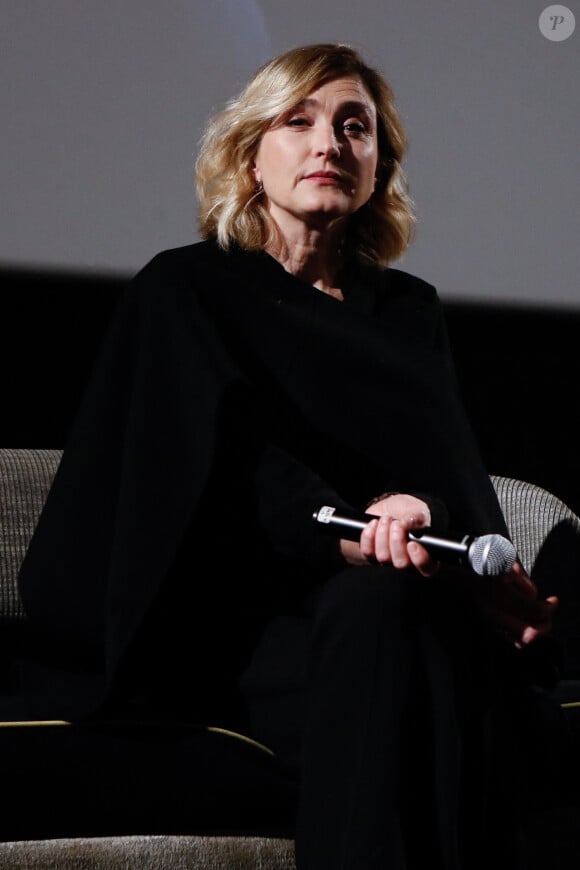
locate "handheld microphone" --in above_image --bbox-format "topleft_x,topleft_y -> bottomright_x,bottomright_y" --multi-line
312,505 -> 516,577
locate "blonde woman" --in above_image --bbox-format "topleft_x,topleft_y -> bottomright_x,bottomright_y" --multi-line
8,43 -> 562,868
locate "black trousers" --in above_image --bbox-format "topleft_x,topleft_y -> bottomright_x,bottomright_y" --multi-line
0,564 -> 568,864
240,564 -> 538,869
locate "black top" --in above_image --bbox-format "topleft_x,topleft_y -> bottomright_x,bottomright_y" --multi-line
14,239 -> 508,720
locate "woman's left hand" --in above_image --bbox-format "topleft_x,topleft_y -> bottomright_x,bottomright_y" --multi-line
342,494 -> 559,646
465,559 -> 559,647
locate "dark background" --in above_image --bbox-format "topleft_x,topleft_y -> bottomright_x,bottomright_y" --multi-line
2,266 -> 579,517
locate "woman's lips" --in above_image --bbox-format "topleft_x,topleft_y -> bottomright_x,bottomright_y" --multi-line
303,171 -> 346,185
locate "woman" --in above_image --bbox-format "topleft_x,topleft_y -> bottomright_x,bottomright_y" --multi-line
5,43 -> 562,865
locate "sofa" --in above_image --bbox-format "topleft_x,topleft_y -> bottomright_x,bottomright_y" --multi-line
1,446 -> 580,868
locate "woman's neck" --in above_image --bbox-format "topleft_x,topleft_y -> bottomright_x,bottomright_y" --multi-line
265,221 -> 346,300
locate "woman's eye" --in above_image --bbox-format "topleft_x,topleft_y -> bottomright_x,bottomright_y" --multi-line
344,121 -> 366,134
287,116 -> 309,127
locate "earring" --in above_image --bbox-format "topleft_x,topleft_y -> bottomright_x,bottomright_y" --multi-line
255,180 -> 263,194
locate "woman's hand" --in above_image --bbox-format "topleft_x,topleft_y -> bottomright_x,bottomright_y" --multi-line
462,559 -> 559,647
340,493 -> 439,577
340,493 -> 558,647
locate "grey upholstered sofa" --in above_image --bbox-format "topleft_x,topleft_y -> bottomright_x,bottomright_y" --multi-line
1,447 -> 580,868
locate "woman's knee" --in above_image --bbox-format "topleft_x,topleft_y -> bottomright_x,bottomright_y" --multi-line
313,564 -> 426,635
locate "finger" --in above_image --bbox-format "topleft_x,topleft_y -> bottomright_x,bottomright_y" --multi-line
407,541 -> 439,578
532,596 -> 559,633
389,519 -> 411,568
359,517 -> 379,562
516,594 -> 558,628
520,614 -> 555,645
373,515 -> 393,563
400,512 -> 432,574
487,596 -> 559,645
507,562 -> 538,599
390,513 -> 431,570
521,625 -> 542,645
521,598 -> 558,643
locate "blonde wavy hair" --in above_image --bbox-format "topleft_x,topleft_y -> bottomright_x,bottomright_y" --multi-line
195,43 -> 415,267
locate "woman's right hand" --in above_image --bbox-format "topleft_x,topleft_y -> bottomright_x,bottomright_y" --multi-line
340,492 -> 440,577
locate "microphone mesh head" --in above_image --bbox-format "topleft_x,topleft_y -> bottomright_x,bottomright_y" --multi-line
468,534 -> 517,576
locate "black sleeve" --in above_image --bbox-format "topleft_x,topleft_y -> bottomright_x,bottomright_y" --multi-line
253,442 -> 353,568
252,444 -> 450,566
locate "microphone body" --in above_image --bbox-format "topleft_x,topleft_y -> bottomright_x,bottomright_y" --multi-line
312,505 -> 516,577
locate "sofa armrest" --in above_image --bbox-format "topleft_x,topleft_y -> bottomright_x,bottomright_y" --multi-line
490,474 -> 580,576
0,448 -> 62,624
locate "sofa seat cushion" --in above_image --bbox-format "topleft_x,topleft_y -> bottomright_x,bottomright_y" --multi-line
0,834 -> 296,869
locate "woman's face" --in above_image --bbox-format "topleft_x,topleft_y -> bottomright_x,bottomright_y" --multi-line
253,76 -> 379,236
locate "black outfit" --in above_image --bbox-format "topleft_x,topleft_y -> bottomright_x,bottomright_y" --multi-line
0,240 -> 564,864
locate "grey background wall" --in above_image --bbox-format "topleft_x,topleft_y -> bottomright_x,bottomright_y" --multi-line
1,1 -> 578,307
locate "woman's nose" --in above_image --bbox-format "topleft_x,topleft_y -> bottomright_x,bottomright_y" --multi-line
313,123 -> 340,159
